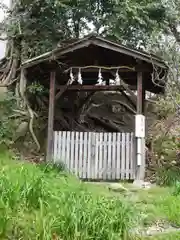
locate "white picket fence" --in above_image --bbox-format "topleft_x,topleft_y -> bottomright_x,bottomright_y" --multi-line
53,131 -> 135,180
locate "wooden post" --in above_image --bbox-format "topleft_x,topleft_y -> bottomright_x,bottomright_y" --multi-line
46,71 -> 56,161
137,72 -> 143,114
135,71 -> 146,180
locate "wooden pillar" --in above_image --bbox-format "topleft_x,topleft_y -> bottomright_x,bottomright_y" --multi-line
46,71 -> 56,161
137,72 -> 143,114
135,71 -> 146,180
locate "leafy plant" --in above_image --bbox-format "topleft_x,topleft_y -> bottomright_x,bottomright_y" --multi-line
0,92 -> 18,145
27,81 -> 46,95
173,181 -> 180,196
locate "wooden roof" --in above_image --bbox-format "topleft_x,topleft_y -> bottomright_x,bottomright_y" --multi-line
22,34 -> 168,93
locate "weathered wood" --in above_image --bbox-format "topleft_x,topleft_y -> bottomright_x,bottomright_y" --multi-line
87,132 -> 92,178
130,132 -> 135,178
95,133 -> 99,179
56,85 -> 124,91
47,71 -> 56,161
120,80 -> 137,106
83,132 -> 88,179
79,132 -> 83,178
99,133 -> 103,179
66,131 -> 71,170
62,131 -> 66,162
58,131 -> 62,161
64,64 -> 153,73
55,85 -> 69,100
126,133 -> 130,179
137,71 -> 143,113
103,133 -> 108,180
70,131 -> 75,173
53,131 -> 135,180
116,133 -> 121,179
112,133 -> 116,179
74,132 -> 79,176
107,133 -> 112,179
121,133 -> 125,179
53,131 -> 58,162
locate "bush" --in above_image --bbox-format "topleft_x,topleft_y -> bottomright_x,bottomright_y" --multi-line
156,166 -> 180,186
172,181 -> 180,196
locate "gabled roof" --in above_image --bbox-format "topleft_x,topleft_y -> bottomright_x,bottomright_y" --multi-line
22,34 -> 168,69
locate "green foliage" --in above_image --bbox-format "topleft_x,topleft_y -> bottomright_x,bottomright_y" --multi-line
0,152 -> 136,239
150,127 -> 180,186
158,195 -> 180,227
0,92 -> 18,145
3,0 -> 178,62
27,81 -> 46,95
156,167 -> 180,186
172,181 -> 180,196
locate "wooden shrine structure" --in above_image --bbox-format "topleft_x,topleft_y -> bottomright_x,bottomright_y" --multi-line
22,34 -> 168,180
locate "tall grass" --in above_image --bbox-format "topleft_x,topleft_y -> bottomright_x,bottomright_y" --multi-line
0,151 -> 136,239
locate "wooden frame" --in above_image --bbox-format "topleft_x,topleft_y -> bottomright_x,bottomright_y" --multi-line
46,71 -> 56,160
30,35 -> 167,179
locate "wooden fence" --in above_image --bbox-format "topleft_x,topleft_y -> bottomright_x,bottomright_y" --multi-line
53,131 -> 135,180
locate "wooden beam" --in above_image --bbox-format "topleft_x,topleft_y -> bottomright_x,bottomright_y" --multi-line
46,71 -> 56,161
56,83 -> 138,91
64,64 -> 152,73
110,71 -> 137,108
55,85 -> 68,100
120,81 -> 137,107
56,85 -> 124,91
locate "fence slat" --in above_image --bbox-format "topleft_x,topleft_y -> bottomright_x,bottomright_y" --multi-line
66,131 -> 70,171
103,133 -> 108,180
125,133 -> 130,179
83,132 -> 88,179
107,133 -> 112,180
112,133 -> 116,180
99,132 -> 103,179
130,132 -> 134,179
70,132 -> 75,174
79,132 -> 83,178
121,133 -> 125,180
74,132 -> 79,176
53,131 -> 58,163
116,133 -> 121,179
94,133 -> 99,179
87,132 -> 92,179
57,131 -> 62,163
53,131 -> 135,180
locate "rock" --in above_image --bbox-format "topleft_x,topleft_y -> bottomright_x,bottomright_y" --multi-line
14,121 -> 29,141
108,183 -> 128,192
133,180 -> 152,189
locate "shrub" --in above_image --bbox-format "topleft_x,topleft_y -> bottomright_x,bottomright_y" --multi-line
172,181 -> 180,196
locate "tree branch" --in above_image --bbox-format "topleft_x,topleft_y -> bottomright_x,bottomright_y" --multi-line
169,23 -> 180,44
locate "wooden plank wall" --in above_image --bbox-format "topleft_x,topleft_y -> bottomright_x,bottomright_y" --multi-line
53,131 -> 135,180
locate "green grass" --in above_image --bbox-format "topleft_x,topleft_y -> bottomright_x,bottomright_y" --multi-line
132,187 -> 180,227
141,232 -> 180,240
0,151 -> 136,240
1,150 -> 180,239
